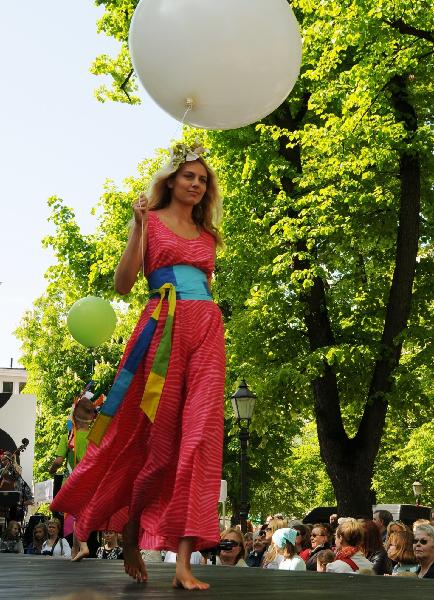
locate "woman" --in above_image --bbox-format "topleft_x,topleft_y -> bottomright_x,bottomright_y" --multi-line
293,524 -> 312,562
261,517 -> 288,569
361,520 -> 392,575
96,530 -> 123,560
51,142 -> 225,590
326,519 -> 373,573
272,528 -> 306,571
216,528 -> 247,567
0,520 -> 24,553
413,524 -> 434,578
386,530 -> 418,575
26,522 -> 48,555
305,523 -> 333,571
41,518 -> 71,558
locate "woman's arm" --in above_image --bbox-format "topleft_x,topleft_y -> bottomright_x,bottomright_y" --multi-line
114,194 -> 149,295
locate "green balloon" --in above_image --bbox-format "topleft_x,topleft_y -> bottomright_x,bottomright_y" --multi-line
67,296 -> 117,347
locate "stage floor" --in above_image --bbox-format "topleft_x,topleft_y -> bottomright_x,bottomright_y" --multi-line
1,554 -> 433,599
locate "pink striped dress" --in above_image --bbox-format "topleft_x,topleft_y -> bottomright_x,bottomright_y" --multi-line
51,210 -> 225,552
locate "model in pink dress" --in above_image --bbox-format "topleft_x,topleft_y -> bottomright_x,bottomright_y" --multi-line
51,144 -> 225,590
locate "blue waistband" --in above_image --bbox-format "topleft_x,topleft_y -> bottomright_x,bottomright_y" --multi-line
148,265 -> 212,301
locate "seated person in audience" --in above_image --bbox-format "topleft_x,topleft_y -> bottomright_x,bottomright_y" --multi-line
293,524 -> 312,561
25,522 -> 48,555
306,523 -> 333,570
96,530 -> 123,559
246,536 -> 267,567
387,529 -> 418,575
413,524 -> 434,579
0,520 -> 24,553
373,509 -> 393,543
216,527 -> 247,567
261,517 -> 288,569
272,528 -> 306,571
361,520 -> 392,575
41,518 -> 72,558
316,549 -> 335,572
326,519 -> 373,573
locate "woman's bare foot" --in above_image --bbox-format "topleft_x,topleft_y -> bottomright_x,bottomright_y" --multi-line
122,521 -> 147,583
71,540 -> 89,561
173,566 -> 209,591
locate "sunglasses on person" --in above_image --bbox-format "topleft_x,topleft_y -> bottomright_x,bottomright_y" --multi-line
413,538 -> 429,545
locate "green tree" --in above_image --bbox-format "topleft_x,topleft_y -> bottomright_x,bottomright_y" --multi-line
20,0 -> 434,516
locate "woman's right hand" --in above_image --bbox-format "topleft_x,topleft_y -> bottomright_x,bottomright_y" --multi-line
132,193 -> 148,226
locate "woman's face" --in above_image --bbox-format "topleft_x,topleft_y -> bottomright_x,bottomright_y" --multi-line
311,527 -> 328,549
294,530 -> 303,547
413,531 -> 434,564
34,527 -> 45,540
264,524 -> 275,541
104,531 -> 116,544
220,532 -> 243,565
47,522 -> 59,537
168,161 -> 208,208
389,525 -> 402,536
10,523 -> 20,537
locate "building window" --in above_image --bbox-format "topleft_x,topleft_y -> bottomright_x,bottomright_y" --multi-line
19,382 -> 26,393
2,382 -> 13,394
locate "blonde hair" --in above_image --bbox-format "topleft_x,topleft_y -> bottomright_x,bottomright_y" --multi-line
336,520 -> 364,548
147,157 -> 222,245
262,518 -> 288,566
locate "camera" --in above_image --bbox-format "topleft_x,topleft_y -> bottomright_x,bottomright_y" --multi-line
219,539 -> 238,551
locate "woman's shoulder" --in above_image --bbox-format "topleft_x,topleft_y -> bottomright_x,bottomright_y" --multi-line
236,558 -> 248,567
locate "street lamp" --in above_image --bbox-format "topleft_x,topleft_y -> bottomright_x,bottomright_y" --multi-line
231,379 -> 256,534
412,480 -> 423,506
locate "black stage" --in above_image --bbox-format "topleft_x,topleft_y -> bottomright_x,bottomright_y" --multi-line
1,554 -> 433,599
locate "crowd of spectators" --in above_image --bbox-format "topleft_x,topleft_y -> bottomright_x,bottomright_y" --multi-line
1,508 -> 433,580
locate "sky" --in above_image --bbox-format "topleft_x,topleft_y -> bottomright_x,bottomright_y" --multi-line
0,1 -> 179,368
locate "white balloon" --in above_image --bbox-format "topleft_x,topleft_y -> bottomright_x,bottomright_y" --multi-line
129,0 -> 302,130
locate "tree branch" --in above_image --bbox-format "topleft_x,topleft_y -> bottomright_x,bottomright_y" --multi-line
120,68 -> 134,103
357,75 -> 420,447
384,18 -> 434,43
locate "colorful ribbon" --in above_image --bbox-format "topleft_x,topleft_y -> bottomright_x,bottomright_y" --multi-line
88,265 -> 211,446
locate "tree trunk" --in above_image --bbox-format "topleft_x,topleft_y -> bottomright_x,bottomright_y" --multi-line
278,74 -> 420,515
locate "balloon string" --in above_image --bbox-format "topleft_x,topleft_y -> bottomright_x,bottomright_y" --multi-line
181,106 -> 191,124
138,194 -> 145,278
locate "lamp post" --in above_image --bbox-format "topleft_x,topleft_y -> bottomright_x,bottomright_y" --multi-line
231,379 -> 256,534
412,480 -> 423,506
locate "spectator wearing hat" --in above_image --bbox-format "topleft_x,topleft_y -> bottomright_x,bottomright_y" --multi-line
272,528 -> 306,571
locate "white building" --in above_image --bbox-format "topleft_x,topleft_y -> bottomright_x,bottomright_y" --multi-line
0,365 -> 27,394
